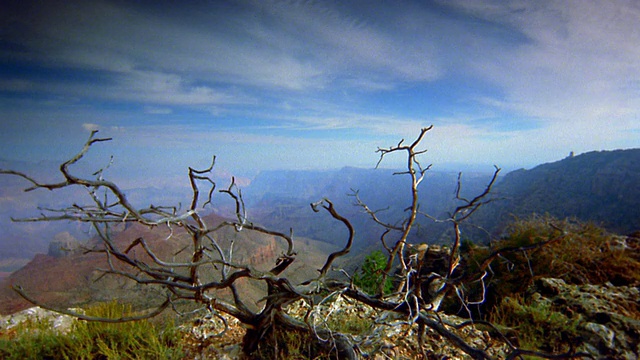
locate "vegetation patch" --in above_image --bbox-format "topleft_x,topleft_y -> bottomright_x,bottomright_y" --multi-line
352,250 -> 394,296
455,215 -> 640,314
0,301 -> 183,360
490,294 -> 582,353
255,326 -> 334,360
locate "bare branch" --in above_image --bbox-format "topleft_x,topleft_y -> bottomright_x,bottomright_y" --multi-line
188,156 -> 217,210
373,126 -> 434,295
1,127 -> 581,358
312,199 -> 355,278
452,165 -> 501,222
419,313 -> 493,360
349,189 -> 402,231
13,285 -> 171,323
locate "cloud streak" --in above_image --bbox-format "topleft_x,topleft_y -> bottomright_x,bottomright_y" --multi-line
0,0 -> 638,176
448,0 -> 640,125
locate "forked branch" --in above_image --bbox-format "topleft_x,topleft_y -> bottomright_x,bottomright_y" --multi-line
1,127 -> 580,359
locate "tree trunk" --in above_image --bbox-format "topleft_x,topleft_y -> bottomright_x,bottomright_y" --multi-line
241,309 -> 358,359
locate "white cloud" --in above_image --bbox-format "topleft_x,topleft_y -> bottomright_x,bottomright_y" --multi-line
447,0 -> 640,129
112,70 -> 244,105
144,106 -> 172,115
82,123 -> 100,132
3,0 -> 446,93
2,0 -> 638,173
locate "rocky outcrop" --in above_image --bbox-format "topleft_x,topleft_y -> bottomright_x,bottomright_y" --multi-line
532,277 -> 640,359
284,297 -> 512,359
0,306 -> 80,334
47,232 -> 81,258
181,297 -> 511,359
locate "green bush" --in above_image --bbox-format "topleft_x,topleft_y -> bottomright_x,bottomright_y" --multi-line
353,250 -> 394,295
326,311 -> 373,335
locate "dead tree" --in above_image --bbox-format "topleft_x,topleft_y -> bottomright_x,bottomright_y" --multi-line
1,128 -> 584,359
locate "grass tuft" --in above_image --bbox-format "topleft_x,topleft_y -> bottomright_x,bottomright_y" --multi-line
0,301 -> 184,360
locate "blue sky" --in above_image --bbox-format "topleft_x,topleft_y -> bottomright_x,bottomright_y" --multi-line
1,0 -> 639,185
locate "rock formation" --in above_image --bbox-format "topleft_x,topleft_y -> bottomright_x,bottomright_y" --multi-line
47,232 -> 81,258
531,277 -> 639,359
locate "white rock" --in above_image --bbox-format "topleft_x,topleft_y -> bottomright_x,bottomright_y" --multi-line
584,322 -> 616,349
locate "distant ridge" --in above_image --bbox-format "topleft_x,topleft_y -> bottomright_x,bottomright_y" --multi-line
3,149 -> 639,277
245,166 -> 498,249
473,148 -> 640,236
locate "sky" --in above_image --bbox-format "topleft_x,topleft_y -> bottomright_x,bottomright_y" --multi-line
1,0 -> 639,186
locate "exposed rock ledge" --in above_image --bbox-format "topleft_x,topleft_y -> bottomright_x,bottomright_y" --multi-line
532,277 -> 639,359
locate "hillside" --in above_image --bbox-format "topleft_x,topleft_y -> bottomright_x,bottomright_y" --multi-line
2,154 -> 640,358
472,149 -> 640,236
246,166 -> 497,250
0,157 -> 247,272
0,213 -> 337,315
2,216 -> 639,359
0,161 -> 90,273
3,148 -> 639,282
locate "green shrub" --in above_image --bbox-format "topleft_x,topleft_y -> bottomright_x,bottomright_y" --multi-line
353,250 -> 394,295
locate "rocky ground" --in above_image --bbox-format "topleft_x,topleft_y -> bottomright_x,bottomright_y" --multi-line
179,296 -> 510,360
531,277 -> 639,359
178,276 -> 639,359
2,277 -> 638,359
